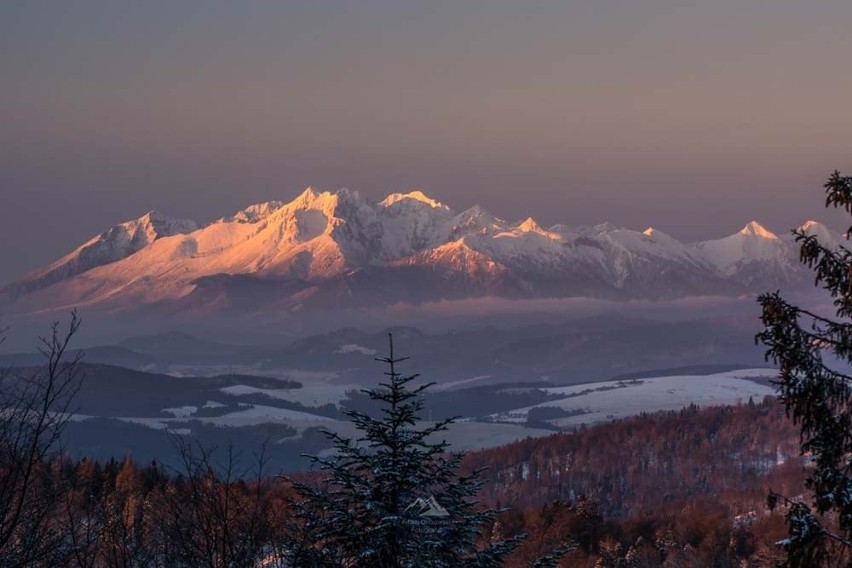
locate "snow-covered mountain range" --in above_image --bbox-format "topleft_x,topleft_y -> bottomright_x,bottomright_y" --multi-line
0,188 -> 838,316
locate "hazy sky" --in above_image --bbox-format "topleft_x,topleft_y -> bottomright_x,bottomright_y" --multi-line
2,1 -> 852,283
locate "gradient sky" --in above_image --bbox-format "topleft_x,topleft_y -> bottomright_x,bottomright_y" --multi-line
2,1 -> 852,283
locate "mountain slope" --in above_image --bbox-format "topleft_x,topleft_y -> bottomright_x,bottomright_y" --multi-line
690,221 -> 804,287
6,211 -> 197,298
1,189 -> 841,315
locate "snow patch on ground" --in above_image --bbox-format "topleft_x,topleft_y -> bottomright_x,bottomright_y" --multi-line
167,428 -> 192,436
161,405 -> 198,417
217,404 -> 331,422
335,344 -> 377,355
493,369 -> 776,426
220,383 -> 357,406
118,417 -> 171,430
116,404 -> 336,431
220,385 -> 260,396
432,375 -> 492,391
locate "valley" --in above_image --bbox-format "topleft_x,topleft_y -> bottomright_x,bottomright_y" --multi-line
2,350 -> 775,472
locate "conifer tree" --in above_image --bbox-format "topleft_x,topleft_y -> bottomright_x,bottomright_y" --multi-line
757,170 -> 852,567
283,334 -> 523,567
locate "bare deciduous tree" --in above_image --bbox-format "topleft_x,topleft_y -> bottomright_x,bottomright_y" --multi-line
159,437 -> 274,568
0,311 -> 82,566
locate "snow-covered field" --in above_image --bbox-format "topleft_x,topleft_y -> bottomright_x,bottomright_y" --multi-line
79,367 -> 778,456
118,405 -> 338,431
492,369 -> 776,427
204,404 -> 333,424
219,382 -> 358,406
431,375 -> 492,391
113,412 -> 552,453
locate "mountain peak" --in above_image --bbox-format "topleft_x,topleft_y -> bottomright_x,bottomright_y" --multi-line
380,190 -> 446,209
795,220 -> 837,245
131,210 -> 197,238
461,204 -> 492,218
589,222 -> 618,234
296,186 -> 318,200
289,187 -> 365,210
4,188 -> 820,312
516,217 -> 543,233
639,227 -> 681,247
8,209 -> 197,294
228,201 -> 285,223
797,220 -> 829,234
739,221 -> 777,240
455,205 -> 501,227
288,187 -> 340,214
140,209 -> 165,222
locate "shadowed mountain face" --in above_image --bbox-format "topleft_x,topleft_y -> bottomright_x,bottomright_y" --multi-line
0,188 -> 830,319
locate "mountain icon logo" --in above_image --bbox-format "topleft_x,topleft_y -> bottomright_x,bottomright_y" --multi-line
403,495 -> 450,518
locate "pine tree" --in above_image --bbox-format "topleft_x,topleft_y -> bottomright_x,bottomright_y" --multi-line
283,334 -> 523,567
757,170 -> 852,567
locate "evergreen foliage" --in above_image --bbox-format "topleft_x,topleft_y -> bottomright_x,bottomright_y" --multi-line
283,334 -> 524,567
757,170 -> 852,566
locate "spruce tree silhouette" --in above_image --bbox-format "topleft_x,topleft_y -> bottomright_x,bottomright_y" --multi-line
757,170 -> 852,567
282,334 -> 524,567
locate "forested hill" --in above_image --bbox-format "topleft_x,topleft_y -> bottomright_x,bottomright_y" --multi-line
463,398 -> 807,565
25,397 -> 805,566
466,397 -> 802,518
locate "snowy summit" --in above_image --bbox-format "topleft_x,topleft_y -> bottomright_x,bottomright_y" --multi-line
0,188 -> 839,313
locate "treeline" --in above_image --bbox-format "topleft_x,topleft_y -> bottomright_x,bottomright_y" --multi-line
498,492 -> 791,566
462,398 -> 806,566
18,450 -> 281,566
0,399 -> 804,566
466,397 -> 802,517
